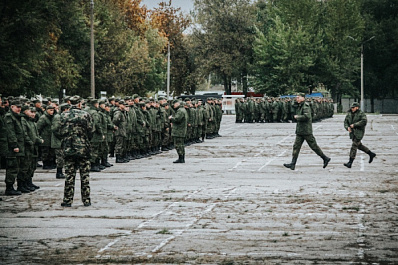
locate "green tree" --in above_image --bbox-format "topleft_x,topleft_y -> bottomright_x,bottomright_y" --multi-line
193,0 -> 256,95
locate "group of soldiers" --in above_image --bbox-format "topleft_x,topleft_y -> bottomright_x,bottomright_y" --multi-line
235,97 -> 334,123
0,93 -> 223,201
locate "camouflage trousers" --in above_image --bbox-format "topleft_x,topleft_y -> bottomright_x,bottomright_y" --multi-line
55,148 -> 64,168
115,136 -> 126,156
90,142 -> 101,163
41,146 -> 55,164
162,128 -> 171,146
5,156 -> 23,185
20,153 -> 34,182
173,136 -> 185,156
350,137 -> 370,159
292,134 -> 325,160
62,157 -> 91,205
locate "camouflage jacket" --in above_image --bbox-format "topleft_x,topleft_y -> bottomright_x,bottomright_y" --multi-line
59,107 -> 93,159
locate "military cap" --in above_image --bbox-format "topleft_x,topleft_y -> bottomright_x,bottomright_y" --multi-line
46,97 -> 52,101
133,94 -> 140,99
70,96 -> 81,105
184,98 -> 191,102
46,105 -> 55,110
109,97 -> 115,102
158,97 -> 165,101
21,105 -> 30,112
11,100 -> 22,107
297,93 -> 306,97
42,99 -> 49,104
138,102 -> 145,106
143,100 -> 150,104
118,100 -> 126,105
105,103 -> 111,107
30,107 -> 37,112
351,102 -> 360,108
60,103 -> 70,111
124,96 -> 132,100
115,98 -> 120,103
99,100 -> 106,105
180,101 -> 186,107
149,98 -> 154,102
89,98 -> 98,104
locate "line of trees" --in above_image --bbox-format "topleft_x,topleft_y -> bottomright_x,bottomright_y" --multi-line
1,0 -> 397,106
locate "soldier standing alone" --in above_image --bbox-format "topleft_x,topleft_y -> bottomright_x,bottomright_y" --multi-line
284,93 -> 331,170
169,101 -> 188,163
343,102 -> 376,168
57,97 -> 94,207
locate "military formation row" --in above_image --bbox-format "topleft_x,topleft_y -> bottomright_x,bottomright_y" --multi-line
234,97 -> 334,123
0,94 -> 223,198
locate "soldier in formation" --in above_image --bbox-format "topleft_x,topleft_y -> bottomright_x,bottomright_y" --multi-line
235,96 -> 334,123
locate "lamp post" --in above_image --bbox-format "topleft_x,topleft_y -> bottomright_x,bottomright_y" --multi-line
166,41 -> 170,99
90,0 -> 95,98
348,35 -> 375,110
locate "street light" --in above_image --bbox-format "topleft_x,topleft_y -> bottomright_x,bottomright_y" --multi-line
348,35 -> 375,110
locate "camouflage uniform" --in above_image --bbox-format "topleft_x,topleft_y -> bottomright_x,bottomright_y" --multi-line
171,102 -> 188,162
59,104 -> 94,206
343,103 -> 376,167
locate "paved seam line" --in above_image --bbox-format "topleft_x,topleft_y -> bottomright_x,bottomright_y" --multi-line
96,188 -> 203,256
149,187 -> 237,255
257,150 -> 287,172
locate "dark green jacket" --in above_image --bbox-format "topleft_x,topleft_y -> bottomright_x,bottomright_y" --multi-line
51,113 -> 62,149
87,106 -> 104,143
37,112 -> 54,147
171,107 -> 187,137
295,102 -> 313,135
22,115 -> 43,157
112,109 -> 127,138
5,110 -> 28,157
344,109 -> 367,140
0,107 -> 8,156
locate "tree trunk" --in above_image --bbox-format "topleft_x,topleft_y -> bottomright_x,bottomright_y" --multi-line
224,74 -> 231,95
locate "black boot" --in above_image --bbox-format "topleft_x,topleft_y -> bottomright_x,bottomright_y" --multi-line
29,178 -> 40,190
368,151 -> 376,163
43,161 -> 53,170
17,181 -> 30,193
283,158 -> 297,170
56,168 -> 65,179
321,155 -> 331,168
344,158 -> 354,168
90,163 -> 101,172
173,155 -> 184,163
104,158 -> 113,167
25,180 -> 35,191
181,155 -> 185,163
5,184 -> 22,196
116,155 -> 127,163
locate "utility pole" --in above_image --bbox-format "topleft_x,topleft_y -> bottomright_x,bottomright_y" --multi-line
90,0 -> 95,98
348,35 -> 375,110
166,42 -> 170,99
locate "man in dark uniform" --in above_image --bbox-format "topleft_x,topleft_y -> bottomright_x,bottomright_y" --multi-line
169,101 -> 188,163
343,102 -> 376,168
284,93 -> 331,170
57,96 -> 94,207
4,100 -> 26,195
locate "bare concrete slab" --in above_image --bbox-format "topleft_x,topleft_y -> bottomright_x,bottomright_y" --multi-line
0,114 -> 397,264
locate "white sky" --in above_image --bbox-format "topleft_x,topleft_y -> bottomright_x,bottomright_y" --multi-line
141,0 -> 194,14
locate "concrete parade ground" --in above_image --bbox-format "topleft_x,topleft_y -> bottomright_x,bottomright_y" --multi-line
0,114 -> 397,264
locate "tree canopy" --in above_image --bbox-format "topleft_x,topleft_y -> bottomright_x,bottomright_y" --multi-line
0,0 -> 397,105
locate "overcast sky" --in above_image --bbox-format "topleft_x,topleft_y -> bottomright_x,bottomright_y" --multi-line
141,0 -> 194,14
